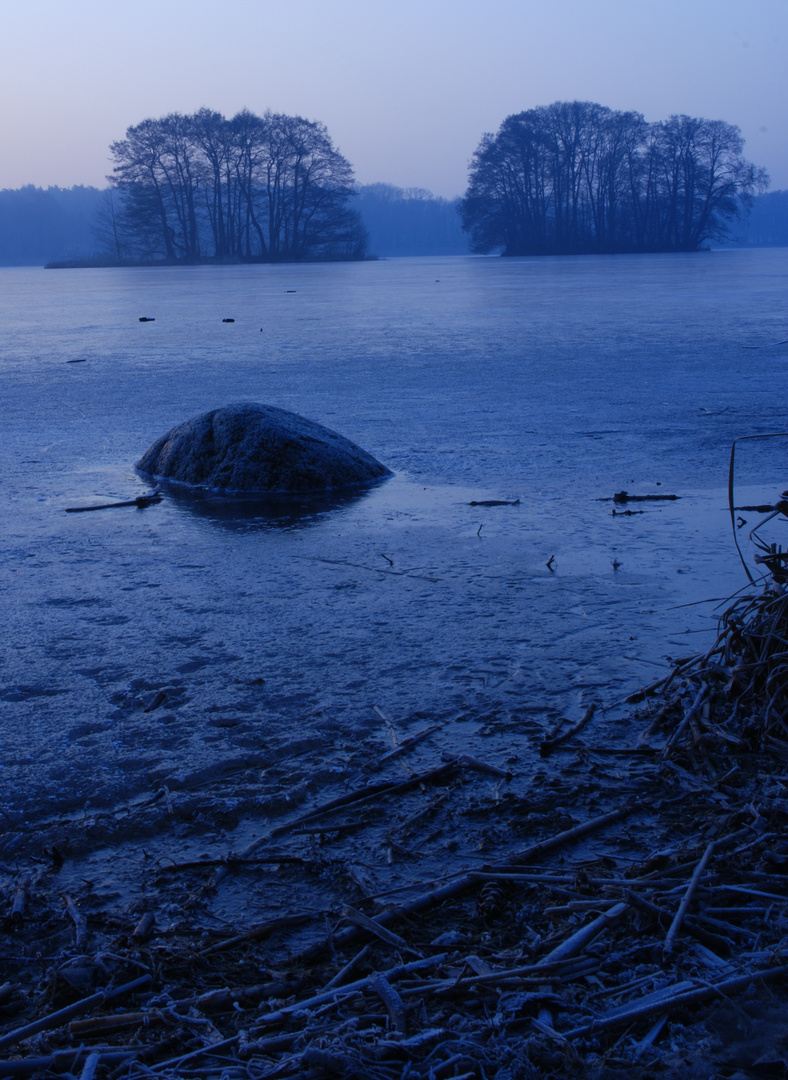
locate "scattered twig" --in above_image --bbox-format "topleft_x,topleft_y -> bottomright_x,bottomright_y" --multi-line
539,902 -> 628,964
63,894 -> 88,950
0,1049 -> 138,1078
198,913 -> 318,956
10,887 -> 26,925
65,493 -> 162,513
468,499 -> 520,506
663,840 -> 716,958
562,964 -> 788,1039
540,703 -> 597,754
601,492 -> 680,503
341,906 -> 414,952
252,956 -> 444,1030
378,725 -> 441,765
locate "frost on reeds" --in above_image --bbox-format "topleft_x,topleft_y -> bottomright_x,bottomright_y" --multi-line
641,435 -> 788,759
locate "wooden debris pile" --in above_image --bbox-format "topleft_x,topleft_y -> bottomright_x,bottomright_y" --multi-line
3,702 -> 788,1079
4,515 -> 788,1076
638,579 -> 788,758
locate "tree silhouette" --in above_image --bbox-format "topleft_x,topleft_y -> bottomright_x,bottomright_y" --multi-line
461,102 -> 767,255
108,110 -> 366,262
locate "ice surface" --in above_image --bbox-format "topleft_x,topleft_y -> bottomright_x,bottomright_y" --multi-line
1,251 -> 787,822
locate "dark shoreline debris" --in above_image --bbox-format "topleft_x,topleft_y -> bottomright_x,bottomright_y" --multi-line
3,690 -> 788,1080
5,564 -> 788,1080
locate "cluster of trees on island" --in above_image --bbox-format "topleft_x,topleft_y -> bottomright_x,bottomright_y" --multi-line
104,108 -> 366,262
0,99 -> 783,265
461,101 -> 768,255
103,112 -> 467,263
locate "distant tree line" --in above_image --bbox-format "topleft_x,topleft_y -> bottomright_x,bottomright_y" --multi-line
0,185 -> 103,265
0,183 -> 472,265
0,98 -> 782,266
461,101 -> 768,255
736,189 -> 788,247
105,108 -> 367,263
352,185 -> 468,255
5,183 -> 785,268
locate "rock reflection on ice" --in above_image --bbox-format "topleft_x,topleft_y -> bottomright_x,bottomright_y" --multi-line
159,480 -> 384,531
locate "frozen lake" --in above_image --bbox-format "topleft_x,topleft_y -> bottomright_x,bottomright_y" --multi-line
2,250 -> 787,823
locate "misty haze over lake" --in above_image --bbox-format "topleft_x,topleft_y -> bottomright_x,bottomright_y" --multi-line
1,250 -> 787,822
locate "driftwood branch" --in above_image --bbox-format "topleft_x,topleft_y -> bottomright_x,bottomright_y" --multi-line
562,964 -> 788,1039
539,902 -> 628,964
0,1048 -> 138,1078
378,725 -> 441,765
341,905 -> 413,952
252,956 -> 444,1030
294,801 -> 636,967
663,840 -> 716,957
198,912 -> 317,957
371,973 -> 408,1032
206,760 -> 462,893
0,975 -> 152,1050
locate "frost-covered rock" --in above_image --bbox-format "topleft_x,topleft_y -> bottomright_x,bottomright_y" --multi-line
136,403 -> 391,493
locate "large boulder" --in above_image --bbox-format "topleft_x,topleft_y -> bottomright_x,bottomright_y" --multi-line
136,403 -> 391,494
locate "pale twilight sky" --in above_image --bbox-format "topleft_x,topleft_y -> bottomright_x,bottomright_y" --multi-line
0,0 -> 785,198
